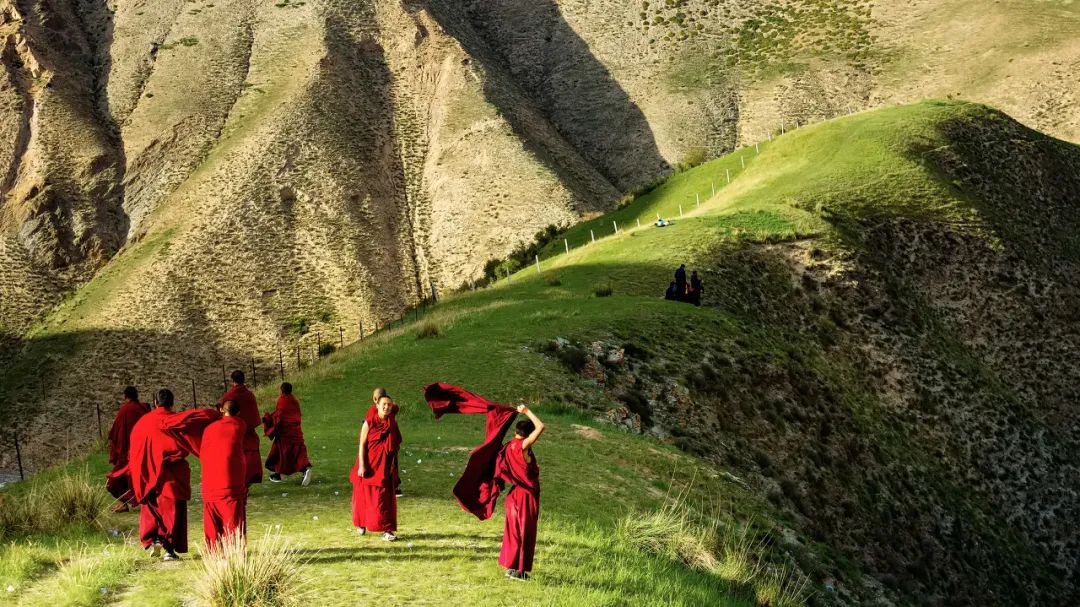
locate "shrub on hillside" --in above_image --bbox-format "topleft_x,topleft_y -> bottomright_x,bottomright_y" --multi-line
544,275 -> 562,287
194,530 -> 306,607
481,224 -> 566,283
416,321 -> 440,339
0,472 -> 109,540
317,343 -> 336,357
617,500 -> 809,607
594,283 -> 614,297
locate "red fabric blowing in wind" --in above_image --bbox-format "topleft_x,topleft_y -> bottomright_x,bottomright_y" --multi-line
423,382 -> 517,520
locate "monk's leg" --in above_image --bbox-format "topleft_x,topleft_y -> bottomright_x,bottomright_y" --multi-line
518,494 -> 540,573
158,497 -> 188,555
351,482 -> 365,530
139,498 -> 162,549
498,490 -> 524,571
246,448 -> 263,485
204,500 -> 224,550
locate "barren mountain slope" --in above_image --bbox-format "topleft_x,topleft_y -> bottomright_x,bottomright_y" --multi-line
0,0 -> 1078,471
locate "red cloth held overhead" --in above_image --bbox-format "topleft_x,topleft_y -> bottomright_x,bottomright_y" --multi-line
350,406 -> 401,532
105,399 -> 150,504
129,407 -> 220,553
263,394 -> 311,476
199,415 -> 248,549
423,383 -> 517,520
496,437 -> 541,573
220,384 -> 262,485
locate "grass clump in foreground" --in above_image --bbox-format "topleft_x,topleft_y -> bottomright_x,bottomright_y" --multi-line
195,529 -> 306,607
0,470 -> 109,540
618,498 -> 809,607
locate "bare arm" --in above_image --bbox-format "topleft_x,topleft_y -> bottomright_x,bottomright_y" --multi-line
358,421 -> 370,476
516,405 -> 545,450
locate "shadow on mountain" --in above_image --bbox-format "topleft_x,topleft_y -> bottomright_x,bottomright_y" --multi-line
425,0 -> 670,197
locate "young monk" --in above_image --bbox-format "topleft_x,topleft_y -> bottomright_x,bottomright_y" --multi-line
264,383 -> 312,485
129,390 -> 202,561
496,405 -> 544,581
219,370 -> 262,486
351,395 -> 402,541
200,400 -> 247,550
105,386 -> 150,511
371,387 -> 403,497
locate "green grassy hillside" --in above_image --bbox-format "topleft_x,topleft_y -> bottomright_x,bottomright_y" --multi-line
2,99 -> 1079,606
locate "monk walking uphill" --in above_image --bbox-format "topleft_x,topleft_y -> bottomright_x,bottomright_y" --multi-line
220,370 -> 262,486
263,382 -> 312,485
497,405 -> 544,581
128,389 -> 218,561
351,394 -> 402,541
199,400 -> 248,550
105,386 -> 150,512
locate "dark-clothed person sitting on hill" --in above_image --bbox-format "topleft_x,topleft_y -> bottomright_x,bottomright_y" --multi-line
664,281 -> 678,300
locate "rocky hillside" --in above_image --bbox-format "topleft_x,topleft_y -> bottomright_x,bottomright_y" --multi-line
530,102 -> 1080,605
0,1 -> 1077,471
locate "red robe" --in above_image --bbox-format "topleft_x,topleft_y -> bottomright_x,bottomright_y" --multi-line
129,407 -> 220,553
424,383 -> 517,519
496,437 -> 541,572
200,416 -> 248,550
220,384 -> 262,485
349,406 -> 401,532
262,394 -> 311,475
104,399 -> 150,505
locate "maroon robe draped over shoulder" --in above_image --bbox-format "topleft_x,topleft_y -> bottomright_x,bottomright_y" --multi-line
130,407 -> 220,553
496,437 -> 541,572
424,383 -> 517,520
105,399 -> 150,504
262,394 -> 311,476
199,416 -> 248,549
220,384 -> 262,485
350,406 -> 401,532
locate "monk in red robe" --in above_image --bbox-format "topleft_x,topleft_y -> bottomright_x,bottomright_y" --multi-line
351,395 -> 402,541
200,400 -> 248,550
263,382 -> 312,485
105,386 -> 150,511
496,405 -> 544,580
219,370 -> 262,486
372,387 -> 402,497
129,389 -> 219,561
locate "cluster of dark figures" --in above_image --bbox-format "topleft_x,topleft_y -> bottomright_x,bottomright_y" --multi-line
665,263 -> 703,306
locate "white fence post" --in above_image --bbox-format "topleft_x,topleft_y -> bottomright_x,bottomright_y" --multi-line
741,156 -> 745,169
726,169 -> 731,183
564,239 -> 569,254
637,218 -> 641,228
696,193 -> 700,207
535,255 -> 541,273
613,220 -> 619,234
711,180 -> 716,196
679,204 -> 683,218
590,229 -> 595,243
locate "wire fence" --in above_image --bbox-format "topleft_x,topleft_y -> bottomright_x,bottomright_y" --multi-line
0,293 -> 441,485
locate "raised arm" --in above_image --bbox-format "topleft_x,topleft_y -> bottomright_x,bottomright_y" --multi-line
516,405 -> 545,450
358,421 -> 370,476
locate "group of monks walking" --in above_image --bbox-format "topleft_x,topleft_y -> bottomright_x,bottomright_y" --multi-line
105,372 -> 313,559
103,377 -> 545,581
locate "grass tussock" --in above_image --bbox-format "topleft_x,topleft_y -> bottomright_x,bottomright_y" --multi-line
544,275 -> 563,287
617,499 -> 809,607
0,471 -> 109,540
416,320 -> 441,339
194,529 -> 307,607
594,283 -> 614,297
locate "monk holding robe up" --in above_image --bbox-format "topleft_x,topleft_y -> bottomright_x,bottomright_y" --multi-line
263,382 -> 312,486
219,370 -> 262,486
130,389 -> 218,561
496,405 -> 544,581
351,395 -> 401,541
105,386 -> 150,511
199,400 -> 248,550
